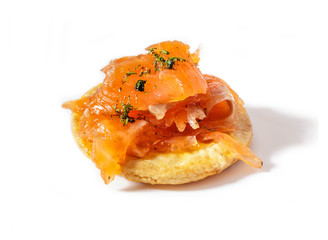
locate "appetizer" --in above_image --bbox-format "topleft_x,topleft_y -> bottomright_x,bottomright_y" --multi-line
63,41 -> 262,184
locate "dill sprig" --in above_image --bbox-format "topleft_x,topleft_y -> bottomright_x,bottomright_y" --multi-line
165,57 -> 185,69
125,71 -> 137,77
113,102 -> 135,126
135,80 -> 146,92
148,48 -> 185,71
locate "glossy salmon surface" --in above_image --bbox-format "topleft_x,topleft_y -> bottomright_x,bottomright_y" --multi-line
63,41 -> 261,183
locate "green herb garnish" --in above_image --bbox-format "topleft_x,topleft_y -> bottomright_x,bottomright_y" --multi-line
149,48 -> 165,68
155,56 -> 165,65
161,50 -> 169,55
148,48 -> 185,71
135,80 -> 146,92
125,71 -> 137,77
139,68 -> 150,77
112,102 -> 136,126
122,71 -> 137,84
133,65 -> 141,71
113,105 -> 120,113
120,102 -> 135,126
165,57 -> 185,69
148,48 -> 157,53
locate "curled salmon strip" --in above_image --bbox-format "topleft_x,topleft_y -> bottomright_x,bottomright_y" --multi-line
146,74 -> 237,133
197,131 -> 262,169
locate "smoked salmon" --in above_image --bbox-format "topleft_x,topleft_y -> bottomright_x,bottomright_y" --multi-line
63,41 -> 262,184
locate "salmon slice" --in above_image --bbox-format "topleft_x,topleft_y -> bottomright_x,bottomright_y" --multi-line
86,41 -> 207,116
63,41 -> 261,183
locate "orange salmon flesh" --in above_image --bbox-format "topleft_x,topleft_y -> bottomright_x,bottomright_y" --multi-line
63,41 -> 262,183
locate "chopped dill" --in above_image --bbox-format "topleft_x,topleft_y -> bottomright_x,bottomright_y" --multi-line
112,102 -> 135,126
165,57 -> 185,69
135,80 -> 146,92
125,71 -> 137,77
133,64 -> 141,71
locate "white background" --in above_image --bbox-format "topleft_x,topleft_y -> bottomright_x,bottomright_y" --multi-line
0,0 -> 326,239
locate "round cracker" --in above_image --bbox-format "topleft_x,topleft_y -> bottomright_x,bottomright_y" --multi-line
71,85 -> 253,184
